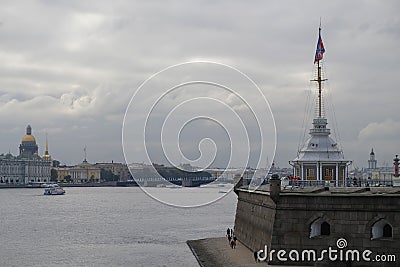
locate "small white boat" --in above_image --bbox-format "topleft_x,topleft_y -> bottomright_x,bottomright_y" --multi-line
44,184 -> 65,195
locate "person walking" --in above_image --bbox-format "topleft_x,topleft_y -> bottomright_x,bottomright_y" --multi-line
231,235 -> 237,249
253,251 -> 259,262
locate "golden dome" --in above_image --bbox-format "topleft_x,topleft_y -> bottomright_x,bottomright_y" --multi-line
22,134 -> 36,142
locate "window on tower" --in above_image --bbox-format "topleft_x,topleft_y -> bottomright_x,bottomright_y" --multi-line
306,168 -> 315,180
324,168 -> 333,180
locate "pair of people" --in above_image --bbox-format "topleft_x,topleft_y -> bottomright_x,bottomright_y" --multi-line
226,228 -> 234,237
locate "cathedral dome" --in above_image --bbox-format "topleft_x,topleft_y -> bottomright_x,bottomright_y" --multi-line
21,125 -> 36,143
22,134 -> 36,143
19,125 -> 38,158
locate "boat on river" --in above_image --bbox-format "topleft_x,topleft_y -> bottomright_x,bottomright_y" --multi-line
43,184 -> 65,195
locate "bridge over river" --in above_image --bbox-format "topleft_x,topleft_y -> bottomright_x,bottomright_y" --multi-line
126,176 -> 217,187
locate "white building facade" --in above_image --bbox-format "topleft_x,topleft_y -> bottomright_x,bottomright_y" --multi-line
0,125 -> 51,184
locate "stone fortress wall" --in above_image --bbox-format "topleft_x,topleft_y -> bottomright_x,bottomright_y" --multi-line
234,178 -> 400,266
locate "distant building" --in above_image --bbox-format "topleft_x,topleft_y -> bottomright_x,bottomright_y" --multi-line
53,157 -> 101,183
19,125 -> 38,158
95,162 -> 132,181
0,125 -> 51,184
362,149 -> 395,185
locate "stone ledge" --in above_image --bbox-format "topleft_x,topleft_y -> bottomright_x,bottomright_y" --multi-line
187,237 -> 309,267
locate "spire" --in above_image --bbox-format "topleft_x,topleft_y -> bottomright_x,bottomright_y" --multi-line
43,133 -> 51,159
82,145 -> 88,164
370,148 -> 375,155
46,134 -> 49,152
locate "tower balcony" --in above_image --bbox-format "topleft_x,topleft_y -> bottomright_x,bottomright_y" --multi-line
312,117 -> 328,125
309,128 -> 331,135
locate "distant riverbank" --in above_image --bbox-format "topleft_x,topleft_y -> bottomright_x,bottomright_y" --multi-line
0,181 -> 118,189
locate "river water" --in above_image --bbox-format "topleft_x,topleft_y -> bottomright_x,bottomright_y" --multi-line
0,187 -> 237,267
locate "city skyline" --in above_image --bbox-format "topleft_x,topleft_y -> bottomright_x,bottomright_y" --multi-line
1,1 -> 399,168
3,123 -> 396,172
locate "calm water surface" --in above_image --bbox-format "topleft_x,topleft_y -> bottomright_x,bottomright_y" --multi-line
0,187 -> 237,267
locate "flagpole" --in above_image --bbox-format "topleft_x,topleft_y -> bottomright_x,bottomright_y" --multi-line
312,26 -> 326,118
317,32 -> 322,118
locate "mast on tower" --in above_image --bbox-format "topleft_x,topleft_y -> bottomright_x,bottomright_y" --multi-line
311,27 -> 327,118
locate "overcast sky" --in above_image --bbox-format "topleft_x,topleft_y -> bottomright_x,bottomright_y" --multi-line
1,0 -> 399,169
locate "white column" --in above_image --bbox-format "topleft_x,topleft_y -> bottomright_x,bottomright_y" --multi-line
319,163 -> 323,181
316,162 -> 319,181
301,163 -> 304,180
335,163 -> 339,187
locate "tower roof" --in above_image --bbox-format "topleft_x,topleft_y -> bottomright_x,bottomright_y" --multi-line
370,148 -> 375,155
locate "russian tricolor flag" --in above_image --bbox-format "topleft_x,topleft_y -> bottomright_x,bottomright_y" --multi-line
314,28 -> 325,63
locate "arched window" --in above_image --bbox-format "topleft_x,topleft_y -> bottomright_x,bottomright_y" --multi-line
321,222 -> 331,235
372,219 -> 393,240
383,224 -> 392,238
310,218 -> 330,238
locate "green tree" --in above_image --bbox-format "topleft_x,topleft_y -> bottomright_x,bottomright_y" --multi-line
64,175 -> 73,183
52,160 -> 60,167
50,169 -> 58,182
100,169 -> 119,181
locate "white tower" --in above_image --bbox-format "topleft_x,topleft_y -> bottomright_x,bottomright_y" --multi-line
289,27 -> 352,186
368,148 -> 377,169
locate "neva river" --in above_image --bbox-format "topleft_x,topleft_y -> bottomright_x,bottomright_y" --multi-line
0,187 -> 237,267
